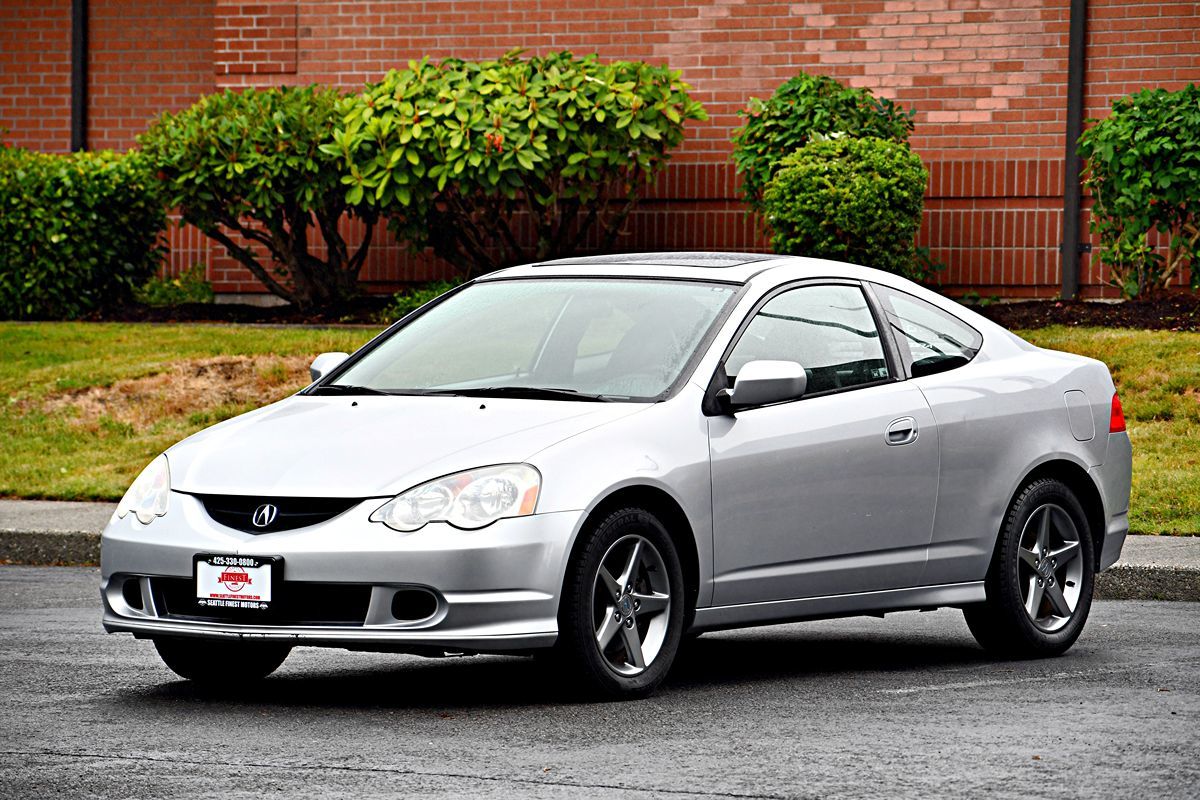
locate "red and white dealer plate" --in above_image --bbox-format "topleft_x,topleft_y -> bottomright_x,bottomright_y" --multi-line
193,554 -> 276,611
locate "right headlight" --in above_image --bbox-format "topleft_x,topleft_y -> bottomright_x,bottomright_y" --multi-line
369,464 -> 541,533
115,454 -> 171,525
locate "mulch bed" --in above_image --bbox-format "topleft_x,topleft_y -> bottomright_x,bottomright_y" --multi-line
975,293 -> 1200,332
79,291 -> 1200,331
83,297 -> 391,326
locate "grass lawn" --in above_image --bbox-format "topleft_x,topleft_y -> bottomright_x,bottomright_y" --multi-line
0,321 -> 1195,535
0,323 -> 376,502
1016,326 -> 1200,536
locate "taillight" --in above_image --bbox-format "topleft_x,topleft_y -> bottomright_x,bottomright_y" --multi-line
1109,392 -> 1126,433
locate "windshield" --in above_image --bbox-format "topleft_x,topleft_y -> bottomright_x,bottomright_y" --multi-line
322,278 -> 738,401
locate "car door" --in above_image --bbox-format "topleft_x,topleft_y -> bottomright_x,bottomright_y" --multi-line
707,282 -> 939,605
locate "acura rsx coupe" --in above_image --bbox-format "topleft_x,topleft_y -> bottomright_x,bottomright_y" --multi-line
101,252 -> 1132,698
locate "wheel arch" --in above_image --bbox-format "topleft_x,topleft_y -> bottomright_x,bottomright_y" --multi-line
563,485 -> 701,628
1010,458 -> 1106,570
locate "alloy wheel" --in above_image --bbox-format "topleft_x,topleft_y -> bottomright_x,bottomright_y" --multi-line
591,534 -> 672,676
1017,503 -> 1084,632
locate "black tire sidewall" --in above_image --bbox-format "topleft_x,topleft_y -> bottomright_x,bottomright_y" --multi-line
153,637 -> 291,684
988,478 -> 1096,653
559,507 -> 686,698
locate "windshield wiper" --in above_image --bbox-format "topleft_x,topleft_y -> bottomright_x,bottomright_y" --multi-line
307,384 -> 392,396
447,386 -> 612,402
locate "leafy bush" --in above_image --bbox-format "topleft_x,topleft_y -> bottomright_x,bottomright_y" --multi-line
0,147 -> 165,319
375,278 -> 463,323
331,50 -> 706,275
139,86 -> 379,310
732,72 -> 915,213
762,136 -> 930,280
1078,84 -> 1200,298
134,263 -> 214,306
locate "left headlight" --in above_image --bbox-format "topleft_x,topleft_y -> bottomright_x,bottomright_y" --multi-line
115,454 -> 171,525
369,464 -> 540,533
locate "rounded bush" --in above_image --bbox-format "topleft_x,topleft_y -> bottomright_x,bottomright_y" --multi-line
731,72 -> 915,213
0,147 -> 165,320
762,136 -> 928,279
334,50 -> 707,275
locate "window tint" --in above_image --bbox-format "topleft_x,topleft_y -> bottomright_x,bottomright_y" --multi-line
725,284 -> 889,395
873,285 -> 982,378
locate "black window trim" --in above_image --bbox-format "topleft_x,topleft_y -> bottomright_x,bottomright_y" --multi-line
702,278 -> 901,416
863,281 -> 983,380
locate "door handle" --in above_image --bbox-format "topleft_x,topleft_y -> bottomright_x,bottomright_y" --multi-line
885,416 -> 918,446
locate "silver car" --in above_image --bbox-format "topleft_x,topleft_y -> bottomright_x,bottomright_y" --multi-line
101,253 -> 1133,698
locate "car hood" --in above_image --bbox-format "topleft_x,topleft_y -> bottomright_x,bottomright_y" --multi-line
167,394 -> 647,498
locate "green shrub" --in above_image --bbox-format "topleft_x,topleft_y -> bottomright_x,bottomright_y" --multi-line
139,86 -> 379,310
331,50 -> 706,276
0,147 -> 165,320
732,72 -> 915,213
376,278 -> 463,323
1078,84 -> 1200,298
762,136 -> 929,280
134,263 -> 214,306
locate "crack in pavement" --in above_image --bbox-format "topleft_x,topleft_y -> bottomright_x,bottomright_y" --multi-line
0,749 -> 795,800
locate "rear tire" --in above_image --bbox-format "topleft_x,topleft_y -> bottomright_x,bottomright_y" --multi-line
964,477 -> 1095,658
556,507 -> 685,699
153,637 -> 291,684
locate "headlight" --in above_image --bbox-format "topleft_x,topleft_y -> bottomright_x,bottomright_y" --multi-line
115,454 -> 171,525
370,464 -> 540,532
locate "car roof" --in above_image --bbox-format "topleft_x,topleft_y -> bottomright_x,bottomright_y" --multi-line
476,251 -> 1018,348
480,251 -> 899,286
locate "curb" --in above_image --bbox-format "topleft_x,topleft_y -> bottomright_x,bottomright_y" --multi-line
1,529 -> 1196,601
0,530 -> 100,567
1094,565 -> 1200,602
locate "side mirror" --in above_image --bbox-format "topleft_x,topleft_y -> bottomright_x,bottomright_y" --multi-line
721,360 -> 807,411
309,352 -> 349,382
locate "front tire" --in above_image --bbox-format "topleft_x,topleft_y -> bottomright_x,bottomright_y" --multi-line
153,637 -> 291,684
964,477 -> 1095,658
556,507 -> 685,699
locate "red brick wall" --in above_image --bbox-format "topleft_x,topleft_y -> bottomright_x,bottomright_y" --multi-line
0,2 -> 72,153
89,0 -> 215,152
3,1 -> 1198,297
88,0 -> 216,276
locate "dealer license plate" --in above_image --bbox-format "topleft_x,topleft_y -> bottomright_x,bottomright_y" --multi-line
194,554 -> 277,611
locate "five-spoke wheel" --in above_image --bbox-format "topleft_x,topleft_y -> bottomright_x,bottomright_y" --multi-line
965,477 -> 1095,658
556,506 -> 685,698
593,535 -> 673,675
1016,503 -> 1084,632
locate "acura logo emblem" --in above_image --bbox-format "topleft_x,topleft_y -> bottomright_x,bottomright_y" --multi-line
252,503 -> 278,528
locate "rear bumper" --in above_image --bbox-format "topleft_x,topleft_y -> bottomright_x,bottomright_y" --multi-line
100,492 -> 583,653
1093,431 -> 1133,572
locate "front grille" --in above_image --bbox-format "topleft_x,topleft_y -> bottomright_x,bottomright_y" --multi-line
150,577 -> 371,626
193,494 -> 361,534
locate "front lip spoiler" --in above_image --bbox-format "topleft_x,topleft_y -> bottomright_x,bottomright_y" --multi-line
103,614 -> 557,652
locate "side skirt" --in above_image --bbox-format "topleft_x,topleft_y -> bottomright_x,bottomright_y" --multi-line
691,581 -> 985,633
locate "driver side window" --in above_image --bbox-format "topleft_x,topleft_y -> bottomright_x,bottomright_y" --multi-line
726,284 -> 890,395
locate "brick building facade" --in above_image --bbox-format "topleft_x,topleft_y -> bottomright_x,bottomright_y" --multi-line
2,0 -> 1197,297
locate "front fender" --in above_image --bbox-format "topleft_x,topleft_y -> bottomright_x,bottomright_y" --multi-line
527,385 -> 715,606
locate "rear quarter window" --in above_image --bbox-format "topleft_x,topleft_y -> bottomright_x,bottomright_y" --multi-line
872,284 -> 982,378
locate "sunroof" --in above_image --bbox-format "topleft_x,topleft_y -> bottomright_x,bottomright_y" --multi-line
532,251 -> 775,268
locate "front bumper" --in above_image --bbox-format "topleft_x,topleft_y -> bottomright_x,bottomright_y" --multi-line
101,492 -> 584,653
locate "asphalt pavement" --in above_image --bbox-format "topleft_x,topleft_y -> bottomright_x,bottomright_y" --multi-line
0,566 -> 1196,799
